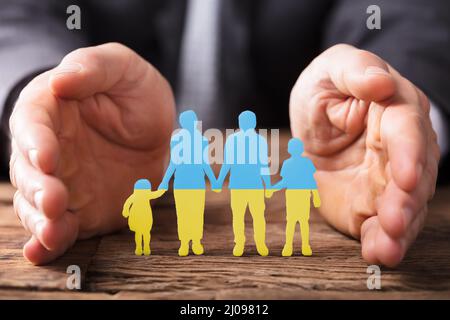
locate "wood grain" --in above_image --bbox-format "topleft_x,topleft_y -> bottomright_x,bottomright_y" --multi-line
1,133 -> 450,299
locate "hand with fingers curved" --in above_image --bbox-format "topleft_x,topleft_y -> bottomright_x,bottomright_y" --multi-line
9,42 -> 175,265
290,44 -> 439,267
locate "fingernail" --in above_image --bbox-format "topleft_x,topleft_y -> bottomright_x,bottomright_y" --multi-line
29,149 -> 39,169
365,66 -> 390,76
34,190 -> 44,211
35,220 -> 53,251
53,62 -> 82,75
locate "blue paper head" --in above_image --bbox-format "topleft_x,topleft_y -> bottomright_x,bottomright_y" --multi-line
288,138 -> 304,156
134,179 -> 151,190
179,110 -> 198,130
238,111 -> 256,131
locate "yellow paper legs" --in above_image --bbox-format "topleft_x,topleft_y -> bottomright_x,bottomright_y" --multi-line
135,232 -> 151,256
281,189 -> 320,256
230,190 -> 269,257
174,190 -> 206,256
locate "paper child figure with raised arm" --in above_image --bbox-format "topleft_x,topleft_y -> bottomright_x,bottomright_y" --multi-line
159,110 -> 217,256
216,111 -> 271,257
267,138 -> 321,257
122,179 -> 166,256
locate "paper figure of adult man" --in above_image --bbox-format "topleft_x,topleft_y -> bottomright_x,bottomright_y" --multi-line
216,111 -> 271,257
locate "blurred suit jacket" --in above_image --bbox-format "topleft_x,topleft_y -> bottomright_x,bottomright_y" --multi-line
1,0 -> 450,179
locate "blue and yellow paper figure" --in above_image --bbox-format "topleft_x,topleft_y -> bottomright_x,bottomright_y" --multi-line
267,138 -> 321,256
159,110 -> 217,257
216,111 -> 271,257
122,179 -> 166,256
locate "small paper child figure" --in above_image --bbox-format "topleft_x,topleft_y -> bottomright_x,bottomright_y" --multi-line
122,179 -> 166,256
267,138 -> 321,257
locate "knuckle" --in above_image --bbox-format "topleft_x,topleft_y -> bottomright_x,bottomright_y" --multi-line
427,163 -> 437,185
425,156 -> 438,200
16,196 -> 36,234
98,42 -> 135,63
19,73 -> 48,99
353,49 -> 384,67
354,48 -> 373,60
404,111 -> 425,131
417,89 -> 430,113
429,183 -> 436,201
13,191 -> 20,210
289,82 -> 302,109
13,192 -> 26,228
81,48 -> 101,66
68,47 -> 90,60
66,46 -> 102,68
9,152 -> 17,187
8,106 -> 19,136
103,42 -> 130,53
427,126 -> 440,159
13,193 -> 21,222
433,143 -> 440,161
328,43 -> 355,54
8,112 -> 15,132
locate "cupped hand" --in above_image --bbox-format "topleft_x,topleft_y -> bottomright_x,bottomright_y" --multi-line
9,43 -> 175,264
290,44 -> 439,267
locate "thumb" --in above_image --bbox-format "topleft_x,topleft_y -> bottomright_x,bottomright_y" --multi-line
49,42 -> 149,99
322,44 -> 396,102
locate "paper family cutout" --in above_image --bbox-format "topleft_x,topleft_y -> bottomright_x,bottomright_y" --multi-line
122,110 -> 320,257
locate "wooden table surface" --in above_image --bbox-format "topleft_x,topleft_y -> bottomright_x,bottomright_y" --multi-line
1,141 -> 450,300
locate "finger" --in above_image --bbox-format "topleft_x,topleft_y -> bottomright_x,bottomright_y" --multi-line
319,44 -> 396,102
11,150 -> 68,220
14,191 -> 45,236
9,74 -> 60,174
23,236 -> 69,266
14,192 -> 78,251
377,181 -> 421,239
9,141 -> 19,187
360,216 -> 381,265
49,42 -> 153,99
374,225 -> 405,268
378,152 -> 437,238
373,206 -> 426,267
381,105 -> 427,191
361,215 -> 404,267
291,44 -> 397,156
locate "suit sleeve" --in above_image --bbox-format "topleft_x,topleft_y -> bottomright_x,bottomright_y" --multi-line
0,0 -> 88,176
322,0 -> 450,117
